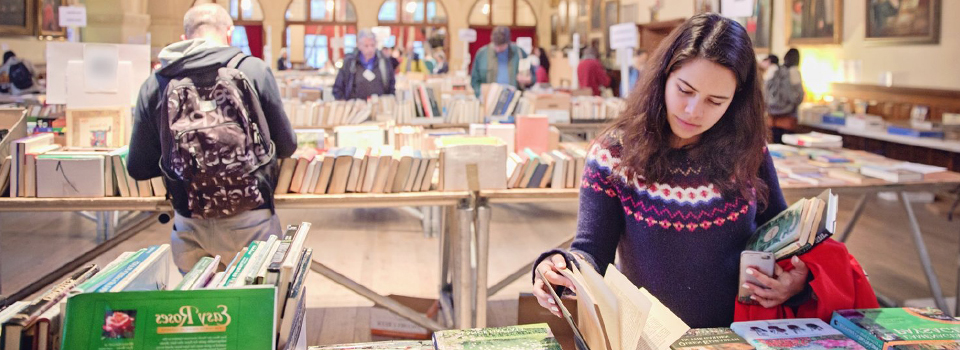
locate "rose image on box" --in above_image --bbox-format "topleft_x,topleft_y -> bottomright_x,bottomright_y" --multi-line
102,310 -> 136,339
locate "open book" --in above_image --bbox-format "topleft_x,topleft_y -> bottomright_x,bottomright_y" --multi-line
539,258 -> 690,350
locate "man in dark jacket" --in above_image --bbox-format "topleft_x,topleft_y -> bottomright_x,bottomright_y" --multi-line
126,4 -> 297,273
332,29 -> 396,100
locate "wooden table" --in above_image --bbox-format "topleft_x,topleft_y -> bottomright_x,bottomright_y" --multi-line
474,171 -> 960,320
0,192 -> 476,331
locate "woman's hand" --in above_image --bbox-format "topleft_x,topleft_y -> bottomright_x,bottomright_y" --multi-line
743,256 -> 810,308
533,254 -> 577,318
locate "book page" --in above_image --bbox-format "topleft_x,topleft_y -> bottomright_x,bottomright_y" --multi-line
603,265 -> 651,350
578,261 -> 622,350
559,265 -> 612,350
636,288 -> 690,350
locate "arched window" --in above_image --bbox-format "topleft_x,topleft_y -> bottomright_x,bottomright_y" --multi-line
284,0 -> 359,69
377,0 -> 449,65
468,0 -> 537,27
192,0 -> 265,58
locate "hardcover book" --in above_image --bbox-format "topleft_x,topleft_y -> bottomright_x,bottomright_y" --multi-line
830,308 -> 960,350
432,324 -> 561,350
671,328 -> 754,349
731,318 -> 866,350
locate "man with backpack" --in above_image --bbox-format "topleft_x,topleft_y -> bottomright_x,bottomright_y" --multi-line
765,48 -> 805,143
0,51 -> 41,95
127,4 -> 297,273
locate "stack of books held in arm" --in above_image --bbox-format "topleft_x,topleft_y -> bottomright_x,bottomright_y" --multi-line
0,135 -> 166,198
768,144 -> 943,186
0,222 -> 315,350
669,307 -> 960,349
745,189 -> 838,260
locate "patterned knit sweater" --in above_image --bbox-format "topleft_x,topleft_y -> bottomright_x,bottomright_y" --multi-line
538,135 -> 788,328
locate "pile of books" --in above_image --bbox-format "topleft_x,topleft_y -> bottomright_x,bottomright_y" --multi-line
441,95 -> 483,124
282,99 -> 373,128
1,136 -> 165,198
482,84 -> 535,119
275,146 -> 438,195
670,308 -> 960,349
745,189 -> 838,261
768,144 -> 939,185
571,96 -> 625,122
507,144 -> 586,189
782,132 -> 843,149
394,84 -> 444,124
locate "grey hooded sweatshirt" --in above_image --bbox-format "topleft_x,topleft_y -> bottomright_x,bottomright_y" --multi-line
127,39 -> 297,218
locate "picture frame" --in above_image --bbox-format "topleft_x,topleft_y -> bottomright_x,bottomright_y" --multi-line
65,108 -> 129,149
603,0 -> 618,53
865,0 -> 940,45
731,0 -> 773,52
37,0 -> 65,37
0,0 -> 36,35
590,0 -> 601,30
694,0 -> 721,14
787,0 -> 843,45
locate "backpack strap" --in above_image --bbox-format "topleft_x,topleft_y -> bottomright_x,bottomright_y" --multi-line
227,53 -> 247,69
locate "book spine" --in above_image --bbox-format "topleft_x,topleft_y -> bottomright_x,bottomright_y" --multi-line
76,250 -> 141,292
96,245 -> 160,292
830,313 -> 883,350
223,241 -> 259,287
174,257 -> 212,290
254,241 -> 282,285
244,236 -> 278,285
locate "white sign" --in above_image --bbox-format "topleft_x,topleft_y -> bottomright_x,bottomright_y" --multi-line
609,23 -> 638,50
59,6 -> 87,27
516,37 -> 533,55
83,44 -> 120,93
459,29 -> 477,43
721,0 -> 754,18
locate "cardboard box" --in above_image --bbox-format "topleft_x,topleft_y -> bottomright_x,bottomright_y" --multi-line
533,94 -> 572,124
370,295 -> 439,340
518,293 -> 579,350
36,156 -> 105,198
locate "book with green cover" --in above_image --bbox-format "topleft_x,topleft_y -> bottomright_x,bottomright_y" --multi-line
309,340 -> 434,350
174,257 -> 214,290
745,199 -> 807,253
830,308 -> 960,350
62,286 -> 276,350
671,328 -> 755,349
432,324 -> 562,350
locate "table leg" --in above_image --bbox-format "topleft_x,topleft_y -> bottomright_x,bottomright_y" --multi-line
453,199 -> 474,329
474,201 -> 491,328
838,193 -> 868,243
439,206 -> 454,326
899,191 -> 951,314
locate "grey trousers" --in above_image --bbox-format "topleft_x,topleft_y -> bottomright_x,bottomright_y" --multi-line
171,209 -> 281,274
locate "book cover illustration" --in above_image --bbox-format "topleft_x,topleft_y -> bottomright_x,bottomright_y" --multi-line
746,199 -> 806,252
432,324 -> 562,350
671,328 -> 755,349
731,318 -> 866,350
831,308 -> 960,350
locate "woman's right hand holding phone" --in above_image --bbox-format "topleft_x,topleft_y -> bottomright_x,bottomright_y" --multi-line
533,254 -> 578,318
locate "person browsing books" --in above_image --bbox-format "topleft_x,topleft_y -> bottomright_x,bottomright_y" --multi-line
126,4 -> 297,273
332,29 -> 397,100
469,26 -> 536,97
531,14 -> 814,328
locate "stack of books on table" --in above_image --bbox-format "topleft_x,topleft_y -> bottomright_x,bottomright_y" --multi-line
506,144 -> 586,190
441,95 -> 483,124
782,132 -> 843,149
571,96 -> 625,122
283,99 -> 373,128
481,83 -> 534,121
1,136 -> 166,198
768,144 -> 936,185
275,146 -> 439,195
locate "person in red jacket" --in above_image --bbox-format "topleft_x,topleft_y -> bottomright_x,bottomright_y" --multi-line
577,46 -> 610,96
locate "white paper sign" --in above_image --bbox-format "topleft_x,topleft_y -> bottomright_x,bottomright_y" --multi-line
59,6 -> 87,27
609,23 -> 638,50
516,37 -> 533,55
459,29 -> 477,43
83,44 -> 120,93
721,0 -> 754,18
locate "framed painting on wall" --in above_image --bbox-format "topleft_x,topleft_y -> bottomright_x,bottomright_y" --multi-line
603,1 -> 617,53
731,0 -> 773,52
694,0 -> 720,14
590,0 -> 601,30
866,0 -> 940,45
0,0 -> 35,35
37,0 -> 65,36
787,0 -> 843,45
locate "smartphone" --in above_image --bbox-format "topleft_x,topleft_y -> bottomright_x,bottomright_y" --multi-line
738,250 -> 775,304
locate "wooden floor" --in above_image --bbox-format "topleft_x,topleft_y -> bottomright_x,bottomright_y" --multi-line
2,193 -> 959,346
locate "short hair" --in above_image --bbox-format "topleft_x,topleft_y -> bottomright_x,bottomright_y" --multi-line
357,29 -> 377,44
434,51 -> 445,61
765,54 -> 779,65
183,4 -> 233,39
783,48 -> 800,67
3,51 -> 15,64
491,26 -> 511,46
